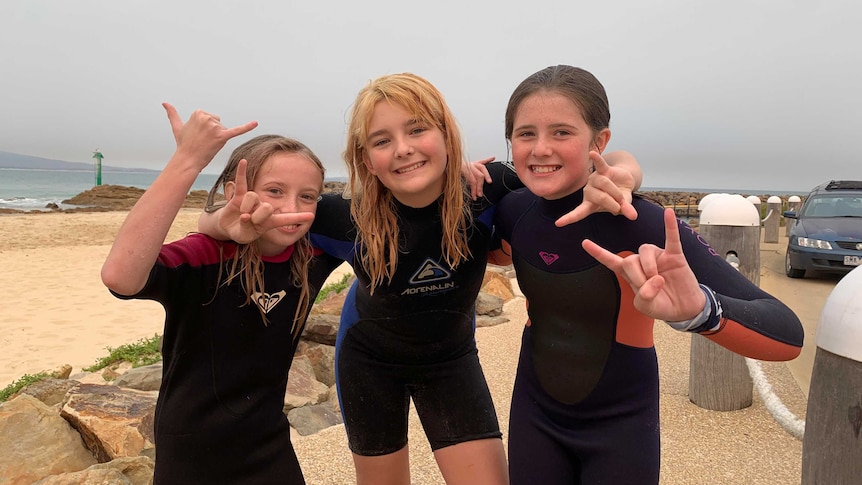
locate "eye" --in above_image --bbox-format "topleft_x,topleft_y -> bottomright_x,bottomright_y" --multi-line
266,187 -> 283,196
371,138 -> 389,147
554,129 -> 571,136
410,126 -> 426,135
516,130 -> 535,138
300,193 -> 319,203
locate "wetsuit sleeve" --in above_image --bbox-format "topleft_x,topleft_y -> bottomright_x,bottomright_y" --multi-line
309,193 -> 356,263
673,216 -> 804,361
482,161 -> 524,205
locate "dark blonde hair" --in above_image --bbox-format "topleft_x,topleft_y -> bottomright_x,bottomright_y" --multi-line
206,135 -> 325,339
343,73 -> 472,291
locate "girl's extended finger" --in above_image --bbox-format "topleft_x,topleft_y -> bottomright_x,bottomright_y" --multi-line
226,121 -> 259,139
582,238 -> 624,271
590,151 -> 611,175
234,159 -> 249,195
663,208 -> 684,254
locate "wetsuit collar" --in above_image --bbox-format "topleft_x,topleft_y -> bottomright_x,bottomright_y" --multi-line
393,194 -> 442,220
535,189 -> 585,220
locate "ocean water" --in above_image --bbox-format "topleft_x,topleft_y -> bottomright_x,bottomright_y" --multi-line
0,168 -> 222,211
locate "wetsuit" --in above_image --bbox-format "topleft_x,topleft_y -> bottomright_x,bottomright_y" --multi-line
111,233 -> 342,484
309,164 -> 522,455
495,189 -> 804,485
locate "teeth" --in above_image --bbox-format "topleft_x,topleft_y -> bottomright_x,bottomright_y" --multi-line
397,162 -> 424,174
531,165 -> 560,174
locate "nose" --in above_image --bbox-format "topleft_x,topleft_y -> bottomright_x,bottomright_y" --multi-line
395,137 -> 414,159
532,135 -> 553,158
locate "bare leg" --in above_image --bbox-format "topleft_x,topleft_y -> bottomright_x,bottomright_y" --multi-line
433,438 -> 508,485
353,446 -> 411,485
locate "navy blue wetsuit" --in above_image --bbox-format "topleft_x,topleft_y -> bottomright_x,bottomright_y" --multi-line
310,165 -> 522,455
112,234 -> 342,484
495,189 -> 804,485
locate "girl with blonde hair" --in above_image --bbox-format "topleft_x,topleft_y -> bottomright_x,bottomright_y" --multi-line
103,104 -> 342,484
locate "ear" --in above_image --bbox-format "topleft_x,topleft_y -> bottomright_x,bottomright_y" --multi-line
593,128 -> 611,153
224,181 -> 236,201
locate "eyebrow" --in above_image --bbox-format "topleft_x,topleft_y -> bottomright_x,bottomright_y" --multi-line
513,122 -> 578,132
367,118 -> 421,140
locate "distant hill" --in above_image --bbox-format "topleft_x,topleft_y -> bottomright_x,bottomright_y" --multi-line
0,150 -> 158,173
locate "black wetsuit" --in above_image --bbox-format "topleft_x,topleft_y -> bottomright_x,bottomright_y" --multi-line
112,233 -> 342,484
309,164 -> 521,455
495,189 -> 804,485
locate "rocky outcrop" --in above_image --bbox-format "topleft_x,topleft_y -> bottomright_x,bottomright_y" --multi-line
0,266 -> 515,484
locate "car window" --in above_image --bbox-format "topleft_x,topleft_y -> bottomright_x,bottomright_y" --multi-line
803,195 -> 862,217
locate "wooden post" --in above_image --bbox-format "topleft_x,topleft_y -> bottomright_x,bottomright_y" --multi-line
802,266 -> 862,483
763,195 -> 781,243
786,195 -> 801,236
689,194 -> 759,410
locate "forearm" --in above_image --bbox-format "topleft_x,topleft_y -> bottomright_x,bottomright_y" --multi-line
198,208 -> 231,240
102,156 -> 200,295
604,150 -> 643,191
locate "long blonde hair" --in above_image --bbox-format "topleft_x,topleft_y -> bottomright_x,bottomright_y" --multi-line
205,135 -> 325,339
343,73 -> 472,291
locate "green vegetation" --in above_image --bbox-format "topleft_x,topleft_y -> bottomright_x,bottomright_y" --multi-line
0,372 -> 52,403
83,334 -> 163,372
315,273 -> 354,303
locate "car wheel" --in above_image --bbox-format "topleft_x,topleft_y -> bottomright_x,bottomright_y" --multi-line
785,250 -> 805,278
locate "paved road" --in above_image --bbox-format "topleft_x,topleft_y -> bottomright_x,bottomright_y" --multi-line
758,233 -> 843,396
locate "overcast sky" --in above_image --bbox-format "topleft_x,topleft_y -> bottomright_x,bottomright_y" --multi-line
1,1 -> 858,192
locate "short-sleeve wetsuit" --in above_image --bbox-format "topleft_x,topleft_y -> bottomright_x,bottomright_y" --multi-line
494,188 -> 804,485
111,233 -> 342,484
309,164 -> 522,455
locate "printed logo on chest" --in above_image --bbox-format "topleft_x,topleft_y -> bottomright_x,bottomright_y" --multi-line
539,251 -> 560,266
253,290 -> 287,313
402,258 -> 455,295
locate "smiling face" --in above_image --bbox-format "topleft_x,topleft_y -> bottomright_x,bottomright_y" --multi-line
510,90 -> 609,200
249,152 -> 322,255
363,100 -> 448,207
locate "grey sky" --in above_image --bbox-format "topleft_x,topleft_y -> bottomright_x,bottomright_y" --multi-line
1,0 -> 859,192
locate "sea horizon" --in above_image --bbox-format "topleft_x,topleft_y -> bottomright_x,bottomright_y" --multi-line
1,167 -> 804,212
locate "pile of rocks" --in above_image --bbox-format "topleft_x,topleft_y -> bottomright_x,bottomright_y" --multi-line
0,266 -> 516,485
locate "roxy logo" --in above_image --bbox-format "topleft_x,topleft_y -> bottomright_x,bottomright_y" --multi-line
253,290 -> 286,313
539,251 -> 559,266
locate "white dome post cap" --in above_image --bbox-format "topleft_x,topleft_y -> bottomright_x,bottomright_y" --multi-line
815,265 -> 862,361
699,194 -> 761,226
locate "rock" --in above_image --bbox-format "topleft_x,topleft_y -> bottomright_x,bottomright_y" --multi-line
9,377 -> 79,407
112,364 -> 162,392
287,403 -> 343,436
60,384 -> 157,462
31,456 -> 155,485
283,356 -> 329,412
296,341 -> 336,387
302,313 -> 340,345
475,292 -> 504,317
0,395 -> 98,485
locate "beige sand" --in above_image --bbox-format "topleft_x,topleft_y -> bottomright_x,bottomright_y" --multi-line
0,209 -> 832,484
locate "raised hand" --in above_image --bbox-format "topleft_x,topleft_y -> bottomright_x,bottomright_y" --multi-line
216,159 -> 315,244
581,208 -> 705,321
163,103 -> 258,172
555,151 -> 638,227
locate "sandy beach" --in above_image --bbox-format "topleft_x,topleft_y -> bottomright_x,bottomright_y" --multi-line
0,208 -> 831,484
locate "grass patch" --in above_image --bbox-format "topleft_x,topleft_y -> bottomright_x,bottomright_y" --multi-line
315,273 -> 353,303
0,372 -> 53,403
83,334 -> 163,372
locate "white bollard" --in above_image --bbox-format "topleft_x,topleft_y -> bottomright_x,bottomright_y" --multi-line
764,195 -> 782,243
689,194 -> 759,410
802,265 -> 862,483
785,195 -> 802,236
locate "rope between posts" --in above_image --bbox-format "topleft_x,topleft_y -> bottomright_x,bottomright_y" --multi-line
745,357 -> 805,440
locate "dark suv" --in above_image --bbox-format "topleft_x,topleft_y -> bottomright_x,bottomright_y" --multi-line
784,180 -> 862,278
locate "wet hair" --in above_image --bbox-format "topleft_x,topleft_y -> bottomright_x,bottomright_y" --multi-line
504,65 -> 610,143
343,73 -> 472,291
205,135 -> 325,339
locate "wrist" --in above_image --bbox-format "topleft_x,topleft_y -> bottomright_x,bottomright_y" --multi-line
664,285 -> 723,333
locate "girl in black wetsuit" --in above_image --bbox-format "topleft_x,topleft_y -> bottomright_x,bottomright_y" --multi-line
102,105 -> 342,484
493,65 -> 804,485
